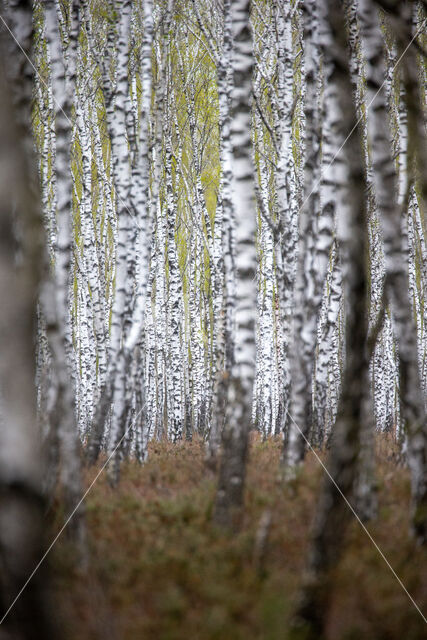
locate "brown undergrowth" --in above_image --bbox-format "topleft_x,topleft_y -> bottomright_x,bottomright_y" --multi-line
49,434 -> 427,639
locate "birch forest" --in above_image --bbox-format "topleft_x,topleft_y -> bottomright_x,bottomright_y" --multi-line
1,0 -> 427,638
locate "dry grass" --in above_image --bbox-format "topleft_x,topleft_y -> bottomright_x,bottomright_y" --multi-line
49,434 -> 427,639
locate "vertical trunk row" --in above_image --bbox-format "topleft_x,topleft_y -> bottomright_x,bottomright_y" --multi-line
360,0 -> 427,542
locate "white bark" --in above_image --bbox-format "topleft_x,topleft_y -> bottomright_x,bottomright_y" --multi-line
42,0 -> 86,550
214,0 -> 256,529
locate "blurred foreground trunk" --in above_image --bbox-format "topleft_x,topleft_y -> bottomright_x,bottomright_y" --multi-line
291,0 -> 370,635
0,2 -> 54,636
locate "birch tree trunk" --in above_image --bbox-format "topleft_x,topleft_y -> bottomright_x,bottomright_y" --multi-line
213,0 -> 256,530
292,0 -> 370,634
274,0 -> 299,439
104,0 -> 134,483
284,0 -> 334,469
0,4 -> 54,634
41,0 -> 86,551
189,0 -> 237,459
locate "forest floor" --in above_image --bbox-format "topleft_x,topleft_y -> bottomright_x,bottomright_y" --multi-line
50,434 -> 427,640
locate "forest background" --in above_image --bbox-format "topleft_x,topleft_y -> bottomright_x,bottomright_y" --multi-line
0,0 -> 427,638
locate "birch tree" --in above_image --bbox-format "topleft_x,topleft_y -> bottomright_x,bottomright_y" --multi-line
284,0 -> 335,469
41,0 -> 86,550
213,0 -> 256,529
0,3 -> 53,634
293,0 -> 371,633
